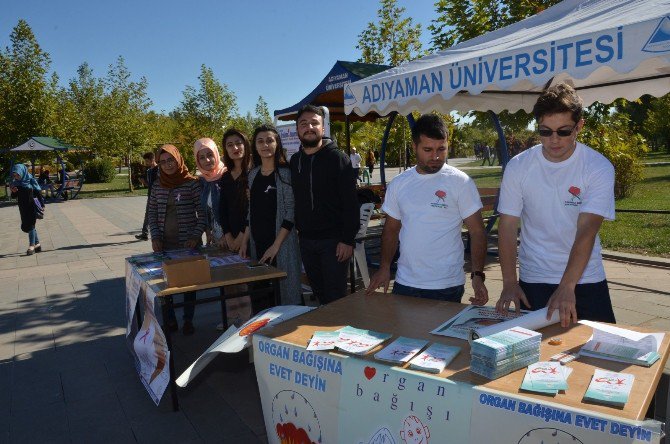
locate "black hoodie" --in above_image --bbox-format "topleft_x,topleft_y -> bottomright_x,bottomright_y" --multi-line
289,139 -> 360,246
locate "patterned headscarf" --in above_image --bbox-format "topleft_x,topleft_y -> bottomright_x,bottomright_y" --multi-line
157,145 -> 195,189
193,138 -> 226,182
11,164 -> 41,191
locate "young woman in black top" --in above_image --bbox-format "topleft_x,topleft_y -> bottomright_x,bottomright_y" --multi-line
240,125 -> 302,306
219,128 -> 252,252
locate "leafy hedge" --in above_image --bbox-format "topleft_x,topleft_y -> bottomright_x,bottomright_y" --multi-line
581,113 -> 648,199
83,158 -> 116,183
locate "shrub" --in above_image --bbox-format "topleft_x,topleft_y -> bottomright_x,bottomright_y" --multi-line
83,158 -> 116,183
581,113 -> 648,199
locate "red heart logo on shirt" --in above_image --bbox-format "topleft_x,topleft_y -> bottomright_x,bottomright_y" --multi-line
364,366 -> 376,380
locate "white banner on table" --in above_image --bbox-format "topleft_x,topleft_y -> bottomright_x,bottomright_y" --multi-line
125,260 -> 170,406
470,388 -> 663,444
254,337 -> 344,444
338,359 -> 474,443
177,305 -> 314,387
125,261 -> 142,337
132,283 -> 170,405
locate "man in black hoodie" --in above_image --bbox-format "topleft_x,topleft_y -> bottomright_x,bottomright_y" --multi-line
290,105 -> 360,304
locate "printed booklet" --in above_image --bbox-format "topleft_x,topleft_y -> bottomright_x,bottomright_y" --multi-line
374,337 -> 429,364
335,326 -> 392,355
408,343 -> 462,373
583,369 -> 635,407
306,331 -> 341,351
521,361 -> 572,395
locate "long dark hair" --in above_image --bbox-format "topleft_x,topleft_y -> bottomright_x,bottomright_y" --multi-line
222,128 -> 251,207
251,125 -> 287,167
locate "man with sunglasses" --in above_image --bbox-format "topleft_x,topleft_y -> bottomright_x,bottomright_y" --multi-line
495,83 -> 616,327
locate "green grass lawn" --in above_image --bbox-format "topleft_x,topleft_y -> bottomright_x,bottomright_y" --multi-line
643,150 -> 670,163
462,163 -> 670,257
77,175 -> 148,198
599,164 -> 670,257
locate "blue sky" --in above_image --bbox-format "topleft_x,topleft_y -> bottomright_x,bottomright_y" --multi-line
1,0 -> 437,116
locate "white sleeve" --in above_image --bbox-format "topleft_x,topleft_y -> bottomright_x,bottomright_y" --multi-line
458,177 -> 484,219
497,159 -> 523,217
581,164 -> 615,220
382,179 -> 401,220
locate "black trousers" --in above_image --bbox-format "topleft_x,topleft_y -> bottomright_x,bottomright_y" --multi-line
299,237 -> 349,305
519,279 -> 616,323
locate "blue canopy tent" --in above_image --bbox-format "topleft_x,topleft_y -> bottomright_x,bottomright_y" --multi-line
274,60 -> 392,161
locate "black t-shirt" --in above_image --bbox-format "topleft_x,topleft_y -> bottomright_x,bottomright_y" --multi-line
220,171 -> 248,237
250,172 -> 277,254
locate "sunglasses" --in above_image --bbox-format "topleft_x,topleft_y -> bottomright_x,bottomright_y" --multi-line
538,124 -> 577,138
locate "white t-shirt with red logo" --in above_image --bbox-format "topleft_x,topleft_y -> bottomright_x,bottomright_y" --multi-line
498,143 -> 615,284
383,164 -> 483,289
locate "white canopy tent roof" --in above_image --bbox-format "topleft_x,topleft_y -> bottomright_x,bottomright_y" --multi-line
344,0 -> 670,117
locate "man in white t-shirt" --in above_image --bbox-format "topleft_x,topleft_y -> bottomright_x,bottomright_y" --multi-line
495,83 -> 616,327
366,114 -> 489,304
350,147 -> 362,182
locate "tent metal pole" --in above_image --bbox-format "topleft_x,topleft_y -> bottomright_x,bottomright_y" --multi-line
380,112 -> 397,188
345,115 -> 351,156
488,111 -> 510,171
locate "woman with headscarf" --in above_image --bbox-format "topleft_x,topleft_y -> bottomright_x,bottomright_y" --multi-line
148,144 -> 206,335
239,124 -> 302,307
10,164 -> 44,255
193,138 -> 227,247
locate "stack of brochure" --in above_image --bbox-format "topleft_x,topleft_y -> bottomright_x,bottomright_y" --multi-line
374,337 -> 429,364
520,361 -> 572,395
408,343 -> 461,373
579,320 -> 663,367
306,326 -> 392,355
583,369 -> 635,407
336,326 -> 392,355
470,326 -> 541,380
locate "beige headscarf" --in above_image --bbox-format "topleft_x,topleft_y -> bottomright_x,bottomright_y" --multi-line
193,138 -> 226,182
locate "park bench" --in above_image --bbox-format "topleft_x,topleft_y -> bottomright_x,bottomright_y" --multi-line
54,176 -> 84,200
464,187 -> 500,253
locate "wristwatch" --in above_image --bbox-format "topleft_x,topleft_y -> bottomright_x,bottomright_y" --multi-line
471,271 -> 486,282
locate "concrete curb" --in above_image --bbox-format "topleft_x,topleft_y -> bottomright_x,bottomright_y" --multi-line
602,250 -> 670,269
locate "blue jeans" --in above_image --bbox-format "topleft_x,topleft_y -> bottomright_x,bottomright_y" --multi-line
392,282 -> 465,303
28,228 -> 39,246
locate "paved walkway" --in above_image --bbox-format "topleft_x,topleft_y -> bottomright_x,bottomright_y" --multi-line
0,196 -> 668,443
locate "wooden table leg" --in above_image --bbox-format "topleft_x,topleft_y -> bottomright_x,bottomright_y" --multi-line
219,286 -> 228,330
272,278 -> 281,306
160,297 -> 179,412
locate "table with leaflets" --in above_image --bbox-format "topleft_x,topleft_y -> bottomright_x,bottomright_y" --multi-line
124,249 -> 286,410
253,290 -> 670,444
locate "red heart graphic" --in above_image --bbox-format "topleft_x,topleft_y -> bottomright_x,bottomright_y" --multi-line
364,366 -> 376,380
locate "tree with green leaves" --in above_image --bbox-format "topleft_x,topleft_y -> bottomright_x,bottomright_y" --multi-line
255,96 -> 272,125
172,64 -> 238,152
428,0 -> 559,51
643,94 -> 670,152
98,56 -> 152,190
0,20 -> 53,159
356,0 -> 422,66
